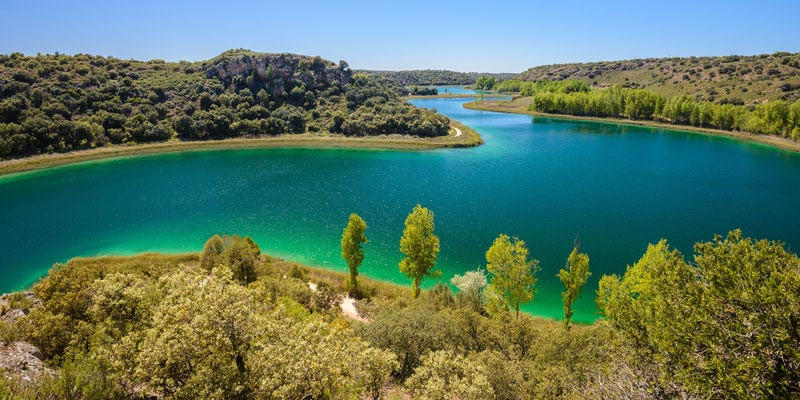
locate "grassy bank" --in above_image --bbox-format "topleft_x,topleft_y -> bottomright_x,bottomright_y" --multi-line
0,126 -> 482,177
60,252 -> 411,301
465,97 -> 800,153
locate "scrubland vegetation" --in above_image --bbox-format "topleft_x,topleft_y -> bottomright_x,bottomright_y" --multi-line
1,205 -> 797,399
359,70 -> 514,86
0,50 -> 451,160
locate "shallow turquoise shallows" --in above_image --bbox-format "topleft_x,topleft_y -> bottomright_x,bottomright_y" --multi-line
2,98 -> 800,322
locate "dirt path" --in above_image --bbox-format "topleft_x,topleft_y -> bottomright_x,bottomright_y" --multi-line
454,127 -> 463,137
308,282 -> 367,322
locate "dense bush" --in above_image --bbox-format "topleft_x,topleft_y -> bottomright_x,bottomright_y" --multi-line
597,230 -> 800,398
408,85 -> 438,96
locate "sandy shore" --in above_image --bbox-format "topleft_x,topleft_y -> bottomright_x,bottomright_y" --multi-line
0,125 -> 482,177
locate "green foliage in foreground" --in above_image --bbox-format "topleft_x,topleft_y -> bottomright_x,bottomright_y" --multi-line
0,50 -> 451,159
0,228 -> 798,399
528,85 -> 800,140
598,230 -> 800,398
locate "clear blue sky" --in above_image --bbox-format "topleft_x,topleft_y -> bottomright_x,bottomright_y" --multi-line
1,0 -> 798,72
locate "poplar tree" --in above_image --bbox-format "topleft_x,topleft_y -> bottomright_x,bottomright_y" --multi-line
558,246 -> 591,330
341,213 -> 367,295
399,205 -> 440,298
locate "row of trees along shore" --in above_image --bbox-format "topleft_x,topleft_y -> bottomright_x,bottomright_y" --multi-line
1,204 -> 798,398
493,79 -> 800,140
343,205 -> 590,328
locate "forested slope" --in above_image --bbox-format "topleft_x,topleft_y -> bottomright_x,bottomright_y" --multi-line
0,50 -> 450,159
360,69 -> 516,86
517,52 -> 800,104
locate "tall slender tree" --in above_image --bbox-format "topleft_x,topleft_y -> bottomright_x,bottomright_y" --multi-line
399,205 -> 440,298
558,246 -> 591,330
485,234 -> 538,319
341,213 -> 368,296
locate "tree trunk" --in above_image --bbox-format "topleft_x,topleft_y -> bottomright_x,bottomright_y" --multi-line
350,269 -> 358,295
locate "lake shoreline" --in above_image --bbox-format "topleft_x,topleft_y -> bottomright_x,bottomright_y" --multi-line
7,250 -> 579,324
0,122 -> 481,177
464,99 -> 800,153
402,93 -> 508,100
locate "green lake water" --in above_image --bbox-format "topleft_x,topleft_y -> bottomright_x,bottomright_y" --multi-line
1,97 -> 799,322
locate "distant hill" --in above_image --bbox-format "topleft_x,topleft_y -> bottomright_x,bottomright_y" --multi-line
517,52 -> 800,104
359,69 -> 516,86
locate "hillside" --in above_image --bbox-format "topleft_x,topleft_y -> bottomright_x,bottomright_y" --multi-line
359,69 -> 516,86
517,52 -> 800,104
0,50 -> 451,160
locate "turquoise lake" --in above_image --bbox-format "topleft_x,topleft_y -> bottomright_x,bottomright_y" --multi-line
1,97 -> 799,322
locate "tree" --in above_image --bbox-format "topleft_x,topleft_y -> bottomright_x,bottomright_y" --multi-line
199,234 -> 225,271
597,230 -> 800,398
450,269 -> 488,313
399,205 -> 441,298
485,234 -> 538,319
341,213 -> 367,295
557,246 -> 591,330
199,234 -> 260,285
221,236 -> 260,285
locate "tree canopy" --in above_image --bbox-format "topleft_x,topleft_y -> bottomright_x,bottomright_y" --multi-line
597,230 -> 800,398
485,234 -> 538,319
